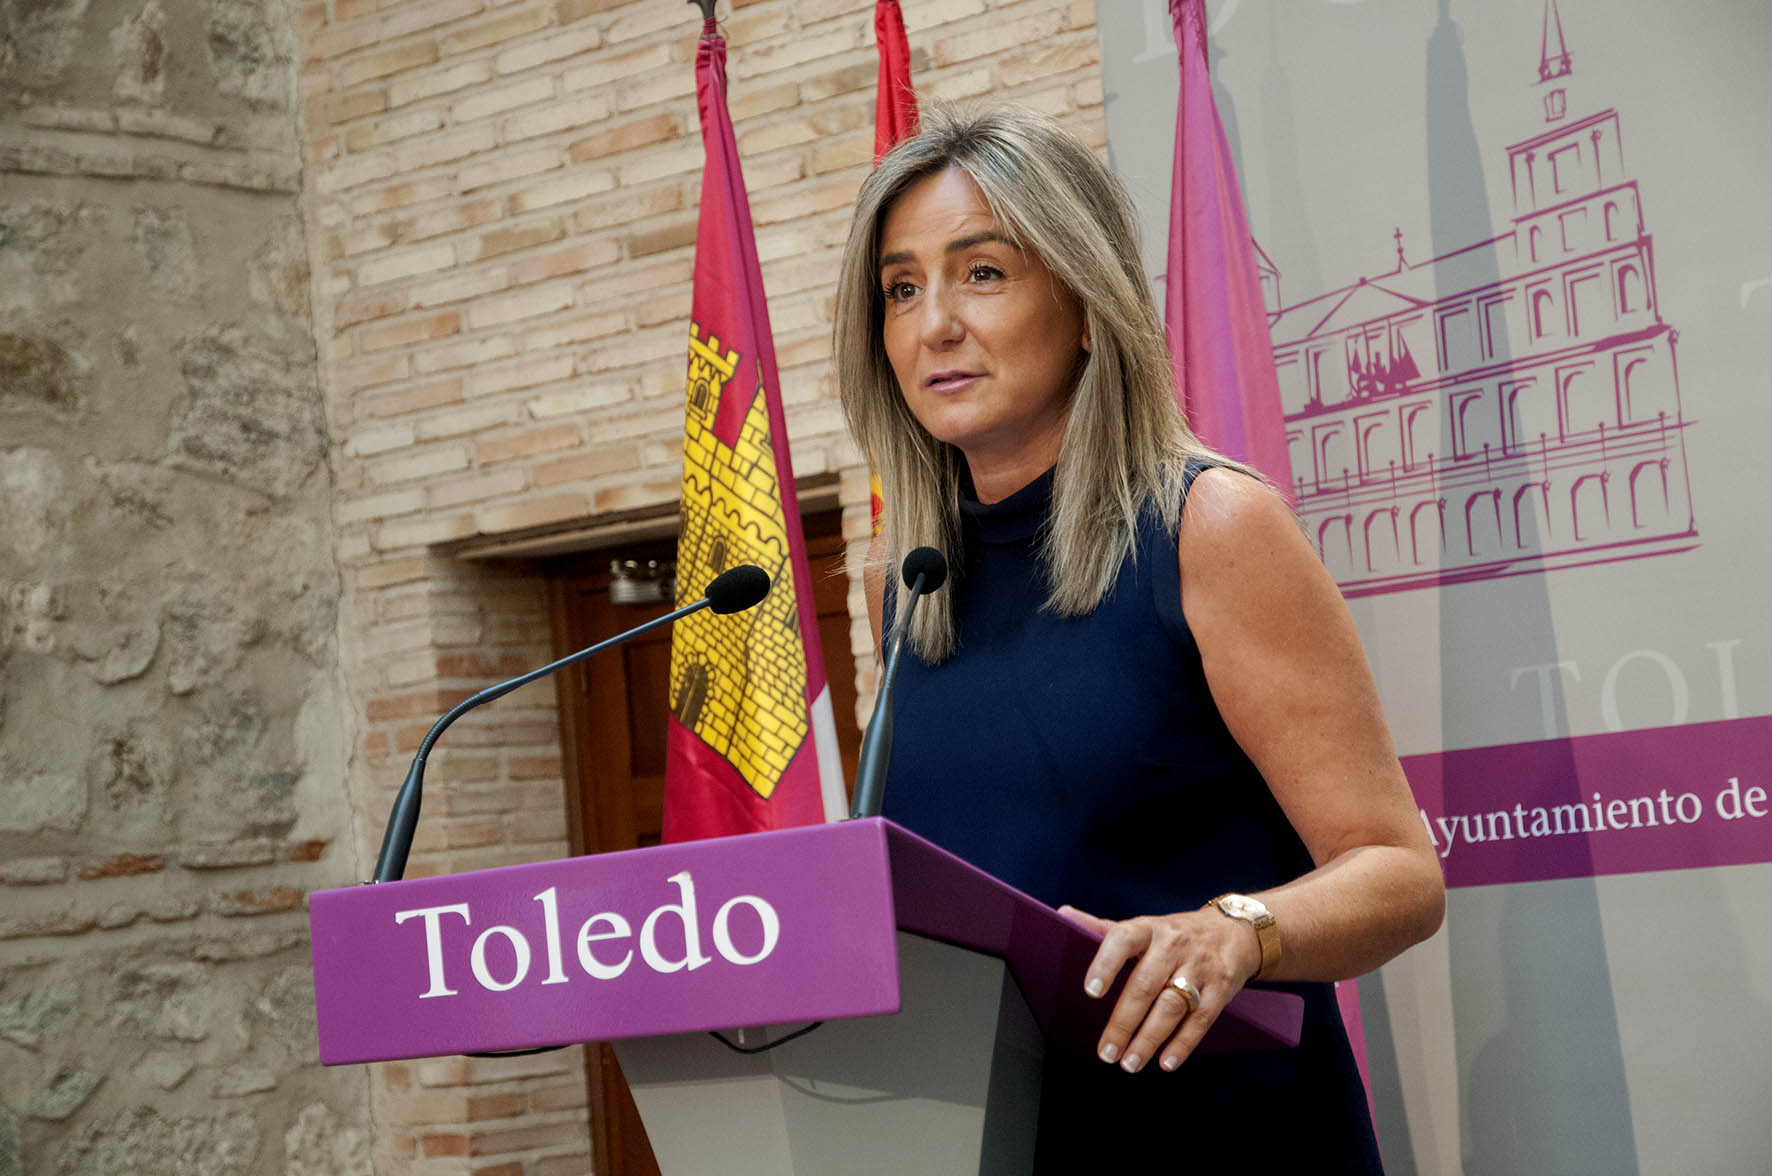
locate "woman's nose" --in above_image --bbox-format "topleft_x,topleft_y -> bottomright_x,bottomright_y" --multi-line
917,284 -> 964,349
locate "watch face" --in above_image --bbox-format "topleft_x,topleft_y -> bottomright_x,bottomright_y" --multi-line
1220,894 -> 1268,921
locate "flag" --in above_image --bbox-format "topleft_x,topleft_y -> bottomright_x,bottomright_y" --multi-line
874,0 -> 918,165
868,0 -> 919,535
662,20 -> 847,841
1167,0 -> 1368,1109
1165,0 -> 1296,502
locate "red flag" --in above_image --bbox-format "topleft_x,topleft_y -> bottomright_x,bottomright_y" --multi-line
662,21 -> 846,841
1165,0 -> 1295,502
869,0 -> 919,534
873,0 -> 918,165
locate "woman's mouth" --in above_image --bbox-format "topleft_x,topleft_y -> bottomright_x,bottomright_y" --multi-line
925,370 -> 983,391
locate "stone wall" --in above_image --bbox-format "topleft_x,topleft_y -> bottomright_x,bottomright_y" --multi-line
0,0 -> 370,1171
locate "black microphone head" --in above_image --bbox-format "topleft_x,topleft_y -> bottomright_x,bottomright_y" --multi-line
900,546 -> 948,593
705,564 -> 771,614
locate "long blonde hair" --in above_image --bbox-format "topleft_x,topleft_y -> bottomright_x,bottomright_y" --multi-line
837,104 -> 1230,661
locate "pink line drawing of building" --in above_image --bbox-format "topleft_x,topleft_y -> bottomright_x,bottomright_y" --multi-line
1266,0 -> 1698,597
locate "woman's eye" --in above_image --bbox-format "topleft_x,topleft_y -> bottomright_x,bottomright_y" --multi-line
968,263 -> 1004,283
882,280 -> 918,302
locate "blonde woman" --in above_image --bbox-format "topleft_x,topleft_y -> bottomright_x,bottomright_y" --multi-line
836,105 -> 1443,1171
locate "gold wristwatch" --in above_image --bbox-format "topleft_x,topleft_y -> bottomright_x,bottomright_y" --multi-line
1210,893 -> 1280,981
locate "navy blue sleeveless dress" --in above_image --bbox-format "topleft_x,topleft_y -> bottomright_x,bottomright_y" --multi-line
882,464 -> 1383,1173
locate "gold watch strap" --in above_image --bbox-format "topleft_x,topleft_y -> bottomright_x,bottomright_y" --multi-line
1211,893 -> 1281,981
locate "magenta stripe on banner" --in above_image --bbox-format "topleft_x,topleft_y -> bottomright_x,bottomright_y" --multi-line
1402,714 -> 1772,888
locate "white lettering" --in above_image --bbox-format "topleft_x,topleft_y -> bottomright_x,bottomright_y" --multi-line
1510,661 -> 1581,738
470,926 -> 531,992
1434,814 -> 1460,859
1600,649 -> 1688,731
393,903 -> 471,998
1706,639 -> 1743,719
575,912 -> 633,980
712,895 -> 780,965
533,887 -> 568,986
639,871 -> 711,974
1675,792 -> 1702,824
1627,795 -> 1657,828
399,872 -> 780,994
1715,777 -> 1764,821
1718,777 -> 1743,819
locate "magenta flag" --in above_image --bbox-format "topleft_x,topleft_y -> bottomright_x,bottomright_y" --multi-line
1166,0 -> 1364,1105
1165,0 -> 1295,502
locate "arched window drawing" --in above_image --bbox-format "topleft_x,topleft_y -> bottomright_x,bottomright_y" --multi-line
1506,381 -> 1555,455
1410,500 -> 1445,567
1629,460 -> 1671,529
1617,350 -> 1671,423
1513,482 -> 1552,549
1465,490 -> 1503,557
1315,425 -> 1352,489
1364,508 -> 1400,573
1357,416 -> 1393,478
1604,201 -> 1621,240
1571,473 -> 1610,541
1617,263 -> 1644,314
1558,367 -> 1605,438
1529,225 -> 1545,262
1452,390 -> 1495,460
1402,403 -> 1434,471
1318,515 -> 1355,580
1531,288 -> 1556,339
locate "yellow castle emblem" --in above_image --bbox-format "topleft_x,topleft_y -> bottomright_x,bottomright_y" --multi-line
669,322 -> 809,798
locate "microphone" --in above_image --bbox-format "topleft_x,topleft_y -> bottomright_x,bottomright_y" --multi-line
704,563 -> 769,614
371,564 -> 771,883
849,547 -> 948,820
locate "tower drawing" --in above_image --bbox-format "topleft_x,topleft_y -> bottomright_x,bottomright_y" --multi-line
1267,0 -> 1697,596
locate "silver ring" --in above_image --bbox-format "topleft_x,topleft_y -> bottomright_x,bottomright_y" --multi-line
1169,974 -> 1201,1011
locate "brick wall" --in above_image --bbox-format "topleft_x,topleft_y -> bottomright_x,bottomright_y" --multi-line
294,0 -> 1103,1169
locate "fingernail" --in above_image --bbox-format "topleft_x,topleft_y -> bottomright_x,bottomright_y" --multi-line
1098,1042 -> 1119,1064
1084,978 -> 1104,998
1160,1055 -> 1180,1072
1120,1053 -> 1143,1073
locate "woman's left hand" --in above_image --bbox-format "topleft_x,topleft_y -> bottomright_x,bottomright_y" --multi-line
1058,903 -> 1263,1074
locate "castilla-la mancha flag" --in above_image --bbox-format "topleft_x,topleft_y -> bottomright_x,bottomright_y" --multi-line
662,19 -> 847,842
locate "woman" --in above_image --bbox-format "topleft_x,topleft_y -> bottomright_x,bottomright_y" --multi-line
835,105 -> 1444,1170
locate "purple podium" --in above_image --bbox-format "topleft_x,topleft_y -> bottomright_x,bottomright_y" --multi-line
310,818 -> 1302,1172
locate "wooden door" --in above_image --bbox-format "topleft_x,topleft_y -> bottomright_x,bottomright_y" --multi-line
547,510 -> 862,1174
